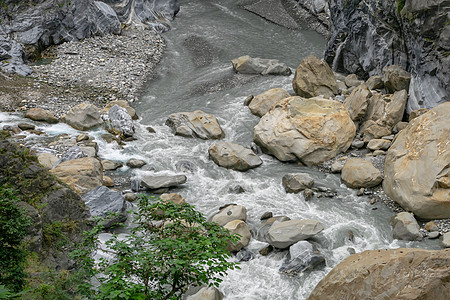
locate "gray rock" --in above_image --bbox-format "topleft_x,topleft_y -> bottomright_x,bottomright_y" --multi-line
61,103 -> 103,131
390,212 -> 423,241
208,141 -> 262,171
351,139 -> 365,149
209,204 -> 247,227
366,75 -> 384,90
126,158 -> 146,168
282,173 -> 315,193
166,110 -> 225,140
101,160 -> 123,171
107,104 -> 134,138
279,241 -> 325,276
344,74 -> 363,87
427,231 -> 440,239
442,232 -> 450,248
25,108 -> 58,124
260,211 -> 273,220
184,286 -> 223,300
18,123 -> 35,130
223,220 -> 251,252
236,248 -> 254,262
344,84 -> 371,121
53,146 -> 87,168
367,139 -> 392,151
82,186 -> 127,228
141,175 -> 187,190
266,219 -> 324,249
256,216 -> 291,242
124,192 -> 137,202
232,55 -> 291,76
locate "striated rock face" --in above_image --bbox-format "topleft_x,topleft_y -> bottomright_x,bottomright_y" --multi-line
0,0 -> 179,75
325,0 -> 449,112
253,96 -> 355,165
308,248 -> 450,300
383,102 -> 450,220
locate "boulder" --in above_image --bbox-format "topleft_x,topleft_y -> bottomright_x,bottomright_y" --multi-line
256,216 -> 290,242
25,108 -> 58,124
365,75 -> 384,90
253,97 -> 356,165
282,173 -> 315,193
248,88 -> 290,117
344,74 -> 363,88
18,123 -> 35,130
61,103 -> 103,131
292,55 -> 338,98
367,139 -> 391,151
443,232 -> 450,248
390,212 -> 423,241
279,241 -> 325,276
54,146 -> 87,167
208,141 -> 262,171
382,65 -> 411,93
101,160 -> 123,171
50,157 -> 103,195
209,204 -> 247,226
343,84 -> 371,121
166,110 -> 224,140
266,219 -> 324,249
126,158 -> 146,168
37,152 -> 58,169
231,55 -> 291,76
107,104 -> 134,138
102,100 -> 138,120
383,102 -> 450,219
160,193 -> 185,205
408,108 -> 429,121
82,186 -> 127,228
223,220 -> 251,252
308,248 -> 450,300
102,176 -> 114,187
341,158 -> 382,189
185,286 -> 223,300
141,175 -> 187,190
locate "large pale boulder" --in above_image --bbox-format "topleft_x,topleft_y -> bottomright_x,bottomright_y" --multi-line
50,157 -> 103,195
25,108 -> 58,124
208,141 -> 262,171
209,204 -> 247,226
266,219 -> 324,249
248,88 -> 290,117
383,103 -> 450,219
308,248 -> 450,300
341,158 -> 383,189
231,55 -> 291,76
253,97 -> 356,165
61,103 -> 103,131
223,220 -> 251,252
166,110 -> 224,140
292,55 -> 338,98
343,84 -> 371,121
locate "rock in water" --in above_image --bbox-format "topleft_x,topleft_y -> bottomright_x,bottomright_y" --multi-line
253,96 -> 355,165
390,212 -> 423,241
265,219 -> 324,249
248,88 -> 291,117
231,55 -> 291,76
223,220 -> 251,252
82,186 -> 127,228
166,110 -> 225,140
102,100 -> 138,120
279,241 -> 325,276
208,141 -> 262,171
107,104 -> 134,138
282,173 -> 315,193
308,248 -> 450,300
61,103 -> 103,131
209,204 -> 247,226
185,286 -> 224,300
292,55 -> 338,98
341,158 -> 383,189
383,102 -> 450,219
140,175 -> 187,190
25,108 -> 58,124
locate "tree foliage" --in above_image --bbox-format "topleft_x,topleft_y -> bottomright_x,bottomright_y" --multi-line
71,195 -> 240,299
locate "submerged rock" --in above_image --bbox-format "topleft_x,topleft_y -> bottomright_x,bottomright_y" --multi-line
279,241 -> 325,276
308,248 -> 450,300
253,96 -> 355,165
208,141 -> 262,171
231,55 -> 291,76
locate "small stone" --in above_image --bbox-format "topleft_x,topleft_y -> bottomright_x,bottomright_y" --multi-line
351,139 -> 364,149
427,232 -> 440,239
442,232 -> 450,248
424,221 -> 438,232
304,188 -> 314,200
259,245 -> 273,256
101,160 -> 123,171
357,188 -> 364,196
373,150 -> 386,156
146,126 -> 156,133
76,134 -> 89,142
244,94 -> 254,106
126,158 -> 146,168
124,193 -> 137,202
18,123 -> 35,130
103,176 -> 114,187
260,212 -> 273,220
370,198 -> 376,205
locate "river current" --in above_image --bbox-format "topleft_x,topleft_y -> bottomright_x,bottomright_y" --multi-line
0,0 -> 440,299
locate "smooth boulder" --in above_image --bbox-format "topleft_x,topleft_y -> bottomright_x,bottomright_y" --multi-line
279,241 -> 325,276
390,212 -> 423,241
282,173 -> 314,193
223,220 -> 251,252
292,55 -> 338,98
209,204 -> 247,226
231,55 -> 291,76
383,102 -> 450,219
208,141 -> 262,171
266,219 -> 324,249
61,103 -> 103,131
341,158 -> 382,189
254,97 -> 355,165
166,110 -> 225,140
248,88 -> 290,117
25,108 -> 58,124
50,157 -> 103,195
141,175 -> 187,190
308,248 -> 450,300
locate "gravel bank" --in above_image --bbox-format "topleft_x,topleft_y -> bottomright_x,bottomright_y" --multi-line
0,28 -> 165,117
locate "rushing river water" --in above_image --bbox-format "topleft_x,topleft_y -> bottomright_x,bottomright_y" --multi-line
0,0 -> 441,299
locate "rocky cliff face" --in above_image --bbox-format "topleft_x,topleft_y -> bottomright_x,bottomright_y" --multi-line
325,0 -> 449,112
0,0 -> 179,75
